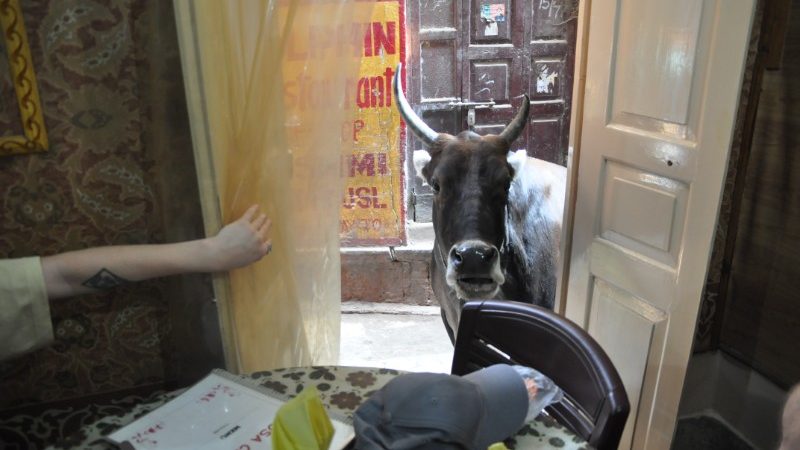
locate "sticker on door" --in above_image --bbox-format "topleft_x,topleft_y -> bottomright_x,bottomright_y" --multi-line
480,3 -> 505,36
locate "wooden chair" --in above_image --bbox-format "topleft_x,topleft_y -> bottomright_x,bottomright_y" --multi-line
451,300 -> 630,450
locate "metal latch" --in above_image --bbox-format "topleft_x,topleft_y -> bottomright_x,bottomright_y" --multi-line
447,100 -> 495,129
446,100 -> 496,109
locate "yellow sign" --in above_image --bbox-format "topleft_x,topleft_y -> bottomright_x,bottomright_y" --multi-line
339,1 -> 405,246
282,0 -> 405,246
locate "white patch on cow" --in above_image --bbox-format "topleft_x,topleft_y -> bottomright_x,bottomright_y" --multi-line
444,240 -> 505,300
507,149 -> 527,178
448,272 -> 502,300
413,150 -> 432,180
511,156 -> 566,225
506,156 -> 567,302
489,257 -> 505,286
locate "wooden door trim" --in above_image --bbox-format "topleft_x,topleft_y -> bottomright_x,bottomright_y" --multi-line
556,0 -> 591,315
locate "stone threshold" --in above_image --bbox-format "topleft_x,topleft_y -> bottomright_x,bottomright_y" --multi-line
342,301 -> 441,315
341,222 -> 436,306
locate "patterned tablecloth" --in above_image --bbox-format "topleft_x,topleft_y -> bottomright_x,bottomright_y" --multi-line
48,366 -> 590,450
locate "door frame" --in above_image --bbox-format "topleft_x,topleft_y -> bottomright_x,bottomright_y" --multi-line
555,0 -> 591,313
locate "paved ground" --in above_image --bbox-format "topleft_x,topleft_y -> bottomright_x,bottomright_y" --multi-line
338,302 -> 453,374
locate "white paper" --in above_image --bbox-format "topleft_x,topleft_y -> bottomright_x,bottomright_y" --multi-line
107,370 -> 354,450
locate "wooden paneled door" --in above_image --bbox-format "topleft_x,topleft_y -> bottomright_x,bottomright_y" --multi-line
566,0 -> 756,448
406,0 -> 577,221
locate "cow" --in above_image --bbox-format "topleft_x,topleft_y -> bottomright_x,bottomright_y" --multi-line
393,66 -> 566,341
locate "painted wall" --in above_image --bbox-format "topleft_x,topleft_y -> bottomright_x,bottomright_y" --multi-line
719,0 -> 800,389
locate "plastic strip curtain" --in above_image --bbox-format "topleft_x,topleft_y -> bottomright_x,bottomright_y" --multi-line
181,0 -> 369,372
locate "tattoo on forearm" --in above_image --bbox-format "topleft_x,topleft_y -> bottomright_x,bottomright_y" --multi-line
82,268 -> 131,290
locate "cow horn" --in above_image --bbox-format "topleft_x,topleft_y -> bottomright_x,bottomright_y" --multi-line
499,95 -> 530,144
393,63 -> 439,146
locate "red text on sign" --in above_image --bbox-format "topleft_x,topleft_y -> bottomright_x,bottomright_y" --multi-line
342,186 -> 388,209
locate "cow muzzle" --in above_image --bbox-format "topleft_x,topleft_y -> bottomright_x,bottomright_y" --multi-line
445,240 -> 505,299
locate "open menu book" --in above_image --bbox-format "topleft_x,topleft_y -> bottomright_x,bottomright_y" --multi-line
106,369 -> 355,450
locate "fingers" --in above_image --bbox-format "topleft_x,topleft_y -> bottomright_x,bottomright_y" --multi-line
257,217 -> 271,238
258,221 -> 271,257
236,204 -> 273,259
252,213 -> 269,231
242,205 -> 269,231
241,204 -> 259,222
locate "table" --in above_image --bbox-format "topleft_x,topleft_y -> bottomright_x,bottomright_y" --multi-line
48,366 -> 590,450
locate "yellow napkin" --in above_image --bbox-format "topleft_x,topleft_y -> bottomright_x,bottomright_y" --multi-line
488,443 -> 510,450
272,386 -> 334,450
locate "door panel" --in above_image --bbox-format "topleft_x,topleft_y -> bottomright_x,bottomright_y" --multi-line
469,61 -> 511,103
588,279 -> 668,449
599,162 -> 689,266
566,1 -> 755,449
420,42 -> 459,100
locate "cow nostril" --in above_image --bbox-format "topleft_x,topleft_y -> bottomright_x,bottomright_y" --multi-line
483,247 -> 496,260
452,251 -> 463,264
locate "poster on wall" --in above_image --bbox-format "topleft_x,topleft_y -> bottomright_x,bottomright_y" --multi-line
283,0 -> 406,247
340,0 -> 406,246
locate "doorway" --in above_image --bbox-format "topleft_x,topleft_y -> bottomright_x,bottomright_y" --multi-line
340,0 -> 579,305
405,0 -> 579,221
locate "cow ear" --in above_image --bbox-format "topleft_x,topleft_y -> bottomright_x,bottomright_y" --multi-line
507,150 -> 527,177
413,150 -> 432,180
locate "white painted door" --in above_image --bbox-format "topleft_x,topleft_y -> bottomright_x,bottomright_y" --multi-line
564,0 -> 755,448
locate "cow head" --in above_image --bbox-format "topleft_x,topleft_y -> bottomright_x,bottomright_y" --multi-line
393,64 -> 529,300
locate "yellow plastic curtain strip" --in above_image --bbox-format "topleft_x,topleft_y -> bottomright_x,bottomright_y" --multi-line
186,0 -> 369,372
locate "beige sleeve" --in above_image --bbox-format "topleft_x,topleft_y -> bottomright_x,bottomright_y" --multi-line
0,256 -> 53,361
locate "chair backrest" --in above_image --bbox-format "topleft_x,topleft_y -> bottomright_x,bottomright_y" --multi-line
451,300 -> 630,450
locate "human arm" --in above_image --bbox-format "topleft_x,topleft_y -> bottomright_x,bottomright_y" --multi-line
41,205 -> 272,300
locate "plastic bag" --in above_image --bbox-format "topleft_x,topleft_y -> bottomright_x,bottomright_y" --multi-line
272,386 -> 334,450
511,365 -> 565,423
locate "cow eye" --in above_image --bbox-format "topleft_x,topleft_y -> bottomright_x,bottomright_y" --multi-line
430,179 -> 440,193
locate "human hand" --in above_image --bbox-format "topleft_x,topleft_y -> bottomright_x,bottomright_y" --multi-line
208,205 -> 272,271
